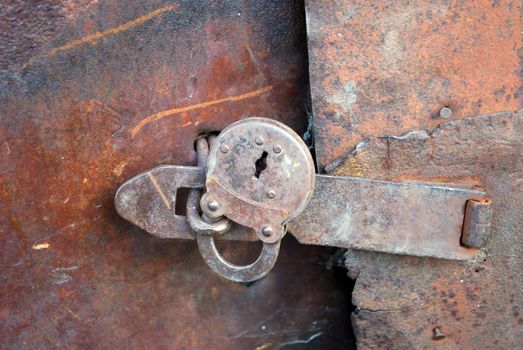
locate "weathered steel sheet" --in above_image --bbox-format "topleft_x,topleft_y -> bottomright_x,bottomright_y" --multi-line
306,0 -> 522,170
0,1 -> 354,348
332,111 -> 523,348
307,1 -> 522,348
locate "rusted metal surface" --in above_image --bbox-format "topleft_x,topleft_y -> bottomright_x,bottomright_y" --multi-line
306,0 -> 522,170
329,112 -> 523,348
288,176 -> 485,260
307,2 -> 522,347
461,200 -> 493,248
1,1 -> 355,348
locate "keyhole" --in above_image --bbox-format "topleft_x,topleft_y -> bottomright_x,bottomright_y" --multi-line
254,151 -> 268,179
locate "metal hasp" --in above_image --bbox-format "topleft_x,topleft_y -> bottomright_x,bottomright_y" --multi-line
115,117 -> 491,282
288,177 -> 487,260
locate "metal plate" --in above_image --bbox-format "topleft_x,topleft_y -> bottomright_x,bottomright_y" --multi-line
315,89 -> 523,349
307,1 -> 522,347
343,111 -> 523,349
306,0 -> 522,170
0,1 -> 355,348
289,175 -> 485,260
116,165 -> 485,261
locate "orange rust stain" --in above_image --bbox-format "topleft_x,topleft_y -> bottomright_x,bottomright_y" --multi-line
113,161 -> 128,177
49,4 -> 177,55
331,157 -> 366,177
130,86 -> 273,137
393,174 -> 483,185
147,173 -> 171,209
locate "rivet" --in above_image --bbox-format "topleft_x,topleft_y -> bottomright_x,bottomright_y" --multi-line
267,190 -> 276,199
207,200 -> 219,211
432,327 -> 445,340
255,136 -> 265,145
273,144 -> 282,154
439,107 -> 452,119
220,144 -> 229,154
261,226 -> 273,237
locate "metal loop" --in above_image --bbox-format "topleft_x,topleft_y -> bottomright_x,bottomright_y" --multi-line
195,137 -> 210,170
187,136 -> 231,235
187,187 -> 231,234
197,234 -> 281,282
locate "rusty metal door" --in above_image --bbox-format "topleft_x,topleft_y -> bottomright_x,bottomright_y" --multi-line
1,1 -> 522,349
1,1 -> 353,348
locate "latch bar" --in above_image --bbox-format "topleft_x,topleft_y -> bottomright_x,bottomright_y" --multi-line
288,175 -> 486,260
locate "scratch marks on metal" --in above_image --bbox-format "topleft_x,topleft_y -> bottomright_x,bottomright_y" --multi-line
147,173 -> 171,209
113,161 -> 128,177
336,204 -> 353,243
385,130 -> 430,141
50,4 -> 177,55
279,332 -> 322,347
32,243 -> 50,250
254,343 -> 273,350
130,86 -> 273,137
50,266 -> 79,285
66,308 -> 79,319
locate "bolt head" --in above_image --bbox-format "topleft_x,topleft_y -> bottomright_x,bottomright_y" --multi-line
261,226 -> 273,237
267,190 -> 276,199
255,136 -> 265,145
220,144 -> 229,154
273,144 -> 282,154
207,200 -> 220,211
439,107 -> 452,119
432,327 -> 445,340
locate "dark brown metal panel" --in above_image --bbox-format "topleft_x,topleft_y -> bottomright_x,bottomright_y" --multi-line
306,0 -> 522,170
0,1 -> 353,348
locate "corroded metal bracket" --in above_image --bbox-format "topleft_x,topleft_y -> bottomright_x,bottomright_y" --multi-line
115,118 -> 492,282
288,176 -> 487,260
